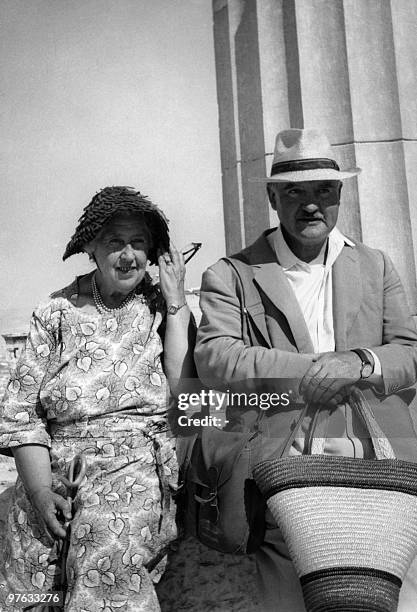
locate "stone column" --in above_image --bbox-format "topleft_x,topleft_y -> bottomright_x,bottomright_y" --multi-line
213,0 -> 417,311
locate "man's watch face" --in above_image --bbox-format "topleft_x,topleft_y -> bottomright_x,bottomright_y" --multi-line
361,363 -> 373,378
167,304 -> 178,315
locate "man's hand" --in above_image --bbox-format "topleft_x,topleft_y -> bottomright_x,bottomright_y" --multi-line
29,486 -> 72,543
299,351 -> 362,408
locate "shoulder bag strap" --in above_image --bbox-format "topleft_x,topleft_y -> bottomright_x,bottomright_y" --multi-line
221,256 -> 272,432
222,257 -> 271,349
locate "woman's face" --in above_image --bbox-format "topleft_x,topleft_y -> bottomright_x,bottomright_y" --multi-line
89,213 -> 152,295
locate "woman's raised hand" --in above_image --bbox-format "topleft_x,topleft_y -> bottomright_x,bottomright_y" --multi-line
158,244 -> 186,305
29,486 -> 72,543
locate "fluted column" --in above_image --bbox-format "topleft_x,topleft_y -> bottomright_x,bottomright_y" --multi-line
213,0 -> 417,311
214,0 -> 269,250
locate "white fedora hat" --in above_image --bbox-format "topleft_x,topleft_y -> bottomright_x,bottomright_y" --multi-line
251,128 -> 361,182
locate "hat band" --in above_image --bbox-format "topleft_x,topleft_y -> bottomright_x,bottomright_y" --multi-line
270,158 -> 340,177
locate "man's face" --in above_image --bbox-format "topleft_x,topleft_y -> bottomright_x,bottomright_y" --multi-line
268,180 -> 342,250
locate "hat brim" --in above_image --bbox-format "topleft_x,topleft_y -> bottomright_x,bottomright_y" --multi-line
63,197 -> 170,264
249,167 -> 361,183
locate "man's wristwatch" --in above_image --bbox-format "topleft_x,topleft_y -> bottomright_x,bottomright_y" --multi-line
350,348 -> 374,379
167,302 -> 187,315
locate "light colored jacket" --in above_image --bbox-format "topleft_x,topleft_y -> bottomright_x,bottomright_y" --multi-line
195,229 -> 417,462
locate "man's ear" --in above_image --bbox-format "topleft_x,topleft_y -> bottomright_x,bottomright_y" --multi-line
338,182 -> 343,197
267,185 -> 278,210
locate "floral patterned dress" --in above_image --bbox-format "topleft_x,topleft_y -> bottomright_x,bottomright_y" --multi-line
0,274 -> 178,612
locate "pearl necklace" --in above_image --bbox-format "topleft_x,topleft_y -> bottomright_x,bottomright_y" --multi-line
91,274 -> 138,314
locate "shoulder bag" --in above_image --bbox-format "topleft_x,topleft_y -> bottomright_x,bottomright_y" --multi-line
176,256 -> 269,554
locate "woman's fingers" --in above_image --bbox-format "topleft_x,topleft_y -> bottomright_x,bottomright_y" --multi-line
157,251 -> 170,271
157,242 -> 186,303
170,244 -> 184,267
43,513 -> 67,540
169,243 -> 178,260
31,488 -> 71,540
44,493 -> 71,539
158,244 -> 185,276
158,247 -> 173,265
54,492 -> 72,521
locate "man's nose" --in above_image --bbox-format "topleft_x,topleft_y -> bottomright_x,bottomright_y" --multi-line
303,202 -> 320,212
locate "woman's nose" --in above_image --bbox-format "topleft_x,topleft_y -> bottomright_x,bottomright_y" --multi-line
120,244 -> 134,259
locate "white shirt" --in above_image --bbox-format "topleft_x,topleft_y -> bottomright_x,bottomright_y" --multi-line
271,225 -> 381,374
270,225 -> 382,457
272,225 -> 348,352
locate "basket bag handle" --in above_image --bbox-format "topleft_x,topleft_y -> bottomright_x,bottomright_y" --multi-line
309,388 -> 396,459
280,388 -> 396,460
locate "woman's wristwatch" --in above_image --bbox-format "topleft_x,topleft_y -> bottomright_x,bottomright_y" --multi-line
350,348 -> 375,379
167,302 -> 187,315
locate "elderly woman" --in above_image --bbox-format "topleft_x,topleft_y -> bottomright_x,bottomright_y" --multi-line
0,186 -> 195,611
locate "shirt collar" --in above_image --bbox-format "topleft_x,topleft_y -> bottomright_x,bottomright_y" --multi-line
272,225 -> 354,271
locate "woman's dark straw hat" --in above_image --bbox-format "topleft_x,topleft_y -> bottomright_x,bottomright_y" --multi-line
63,186 -> 170,265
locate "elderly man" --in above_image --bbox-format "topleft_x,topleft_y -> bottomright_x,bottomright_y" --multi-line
195,128 -> 417,611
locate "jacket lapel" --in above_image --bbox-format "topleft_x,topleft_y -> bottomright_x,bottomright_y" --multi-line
254,263 -> 315,353
332,244 -> 362,350
238,231 -> 364,355
238,231 -> 315,353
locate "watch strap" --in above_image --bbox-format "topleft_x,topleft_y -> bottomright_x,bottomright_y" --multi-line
350,348 -> 374,378
167,302 -> 187,315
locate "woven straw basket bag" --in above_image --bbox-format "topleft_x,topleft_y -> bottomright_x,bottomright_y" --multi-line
253,389 -> 417,612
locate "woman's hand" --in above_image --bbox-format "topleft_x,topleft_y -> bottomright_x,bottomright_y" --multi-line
158,245 -> 186,305
157,244 -> 196,394
30,486 -> 72,542
12,445 -> 72,542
